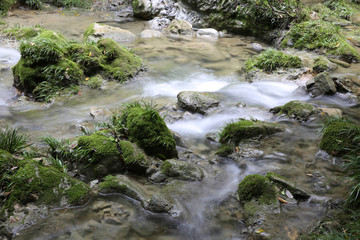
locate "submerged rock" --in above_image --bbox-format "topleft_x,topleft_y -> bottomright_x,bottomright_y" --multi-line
306,72 -> 337,97
219,119 -> 284,146
271,100 -> 320,122
83,23 -> 137,43
160,159 -> 203,181
196,28 -> 219,40
140,29 -> 163,38
177,91 -> 220,114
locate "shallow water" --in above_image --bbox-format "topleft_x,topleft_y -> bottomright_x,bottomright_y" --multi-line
1,9 -> 359,240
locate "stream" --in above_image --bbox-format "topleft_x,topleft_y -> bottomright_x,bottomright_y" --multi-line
0,9 -> 359,240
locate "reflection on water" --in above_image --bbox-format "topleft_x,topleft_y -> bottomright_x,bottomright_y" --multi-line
1,9 -> 358,240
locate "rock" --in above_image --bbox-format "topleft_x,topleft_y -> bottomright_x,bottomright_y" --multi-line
145,195 -> 173,213
312,56 -> 338,73
306,72 -> 337,97
84,23 -> 137,43
270,100 -> 320,122
132,0 -> 164,20
334,77 -> 354,93
148,17 -> 171,30
171,130 -> 189,148
118,141 -> 151,174
219,119 -> 284,146
162,19 -> 193,38
160,159 -> 203,181
177,91 -> 220,114
328,58 -> 351,68
89,107 -> 110,119
318,107 -> 342,117
140,29 -> 163,38
76,130 -> 124,179
251,43 -> 263,52
196,28 -> 219,40
149,171 -> 167,183
266,172 -> 310,200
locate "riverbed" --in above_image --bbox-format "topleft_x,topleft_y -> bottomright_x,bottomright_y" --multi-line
0,8 -> 359,240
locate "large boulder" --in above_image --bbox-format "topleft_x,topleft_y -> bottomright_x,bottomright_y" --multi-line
162,19 -> 194,38
271,100 -> 320,122
83,23 -> 137,43
177,91 -> 220,114
306,72 -> 337,97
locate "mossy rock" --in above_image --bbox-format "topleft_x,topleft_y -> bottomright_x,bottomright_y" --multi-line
2,160 -> 90,214
238,174 -> 277,205
271,100 -> 320,122
320,118 -> 360,156
313,56 -> 337,73
66,43 -> 104,75
97,38 -> 142,82
160,159 -> 203,181
219,119 -> 284,146
121,105 -> 178,160
12,58 -> 44,94
215,144 -> 234,157
19,30 -> 68,66
77,130 -> 124,178
119,140 -> 150,174
281,20 -> 360,62
244,48 -> 302,72
41,59 -> 84,86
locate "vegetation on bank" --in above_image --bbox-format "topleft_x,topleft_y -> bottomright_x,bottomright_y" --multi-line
244,48 -> 302,72
9,27 -> 142,102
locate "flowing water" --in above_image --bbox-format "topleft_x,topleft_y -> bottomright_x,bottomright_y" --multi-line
0,9 -> 359,240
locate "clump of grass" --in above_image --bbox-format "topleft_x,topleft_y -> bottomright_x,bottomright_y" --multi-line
244,48 -> 302,72
0,127 -> 31,154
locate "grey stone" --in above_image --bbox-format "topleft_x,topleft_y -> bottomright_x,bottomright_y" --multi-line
177,91 -> 220,114
306,72 -> 337,97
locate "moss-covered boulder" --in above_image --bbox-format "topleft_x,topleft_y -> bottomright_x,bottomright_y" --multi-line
320,117 -> 360,156
160,159 -> 203,181
271,100 -> 320,122
11,28 -> 143,102
121,104 -> 178,159
177,91 -> 220,114
281,20 -> 360,62
97,38 -> 142,82
77,130 -> 124,178
244,48 -> 302,72
219,119 -> 284,146
312,56 -> 338,73
1,160 -> 90,215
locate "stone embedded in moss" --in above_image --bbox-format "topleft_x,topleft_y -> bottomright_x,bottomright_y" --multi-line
245,48 -> 302,72
160,159 -> 203,181
121,105 -> 178,160
320,118 -> 360,156
238,174 -> 277,205
118,140 -> 150,174
271,100 -> 320,122
2,160 -> 90,214
77,130 -> 124,178
219,119 -> 284,146
282,20 -> 360,62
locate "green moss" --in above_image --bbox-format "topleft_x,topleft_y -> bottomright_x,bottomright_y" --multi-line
160,160 -> 172,174
275,100 -> 319,122
313,56 -> 330,73
77,130 -> 121,163
238,174 -> 277,205
42,59 -> 83,86
97,39 -> 142,82
19,30 -> 68,66
0,0 -> 16,14
118,140 -> 146,165
323,0 -> 358,20
85,74 -> 103,89
121,105 -> 177,159
245,48 -> 302,72
99,175 -> 128,191
66,42 -> 104,75
12,58 -> 44,93
320,118 -> 360,156
2,161 -> 90,213
215,144 -> 233,157
2,26 -> 44,40
219,119 -> 283,145
282,20 -> 360,62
